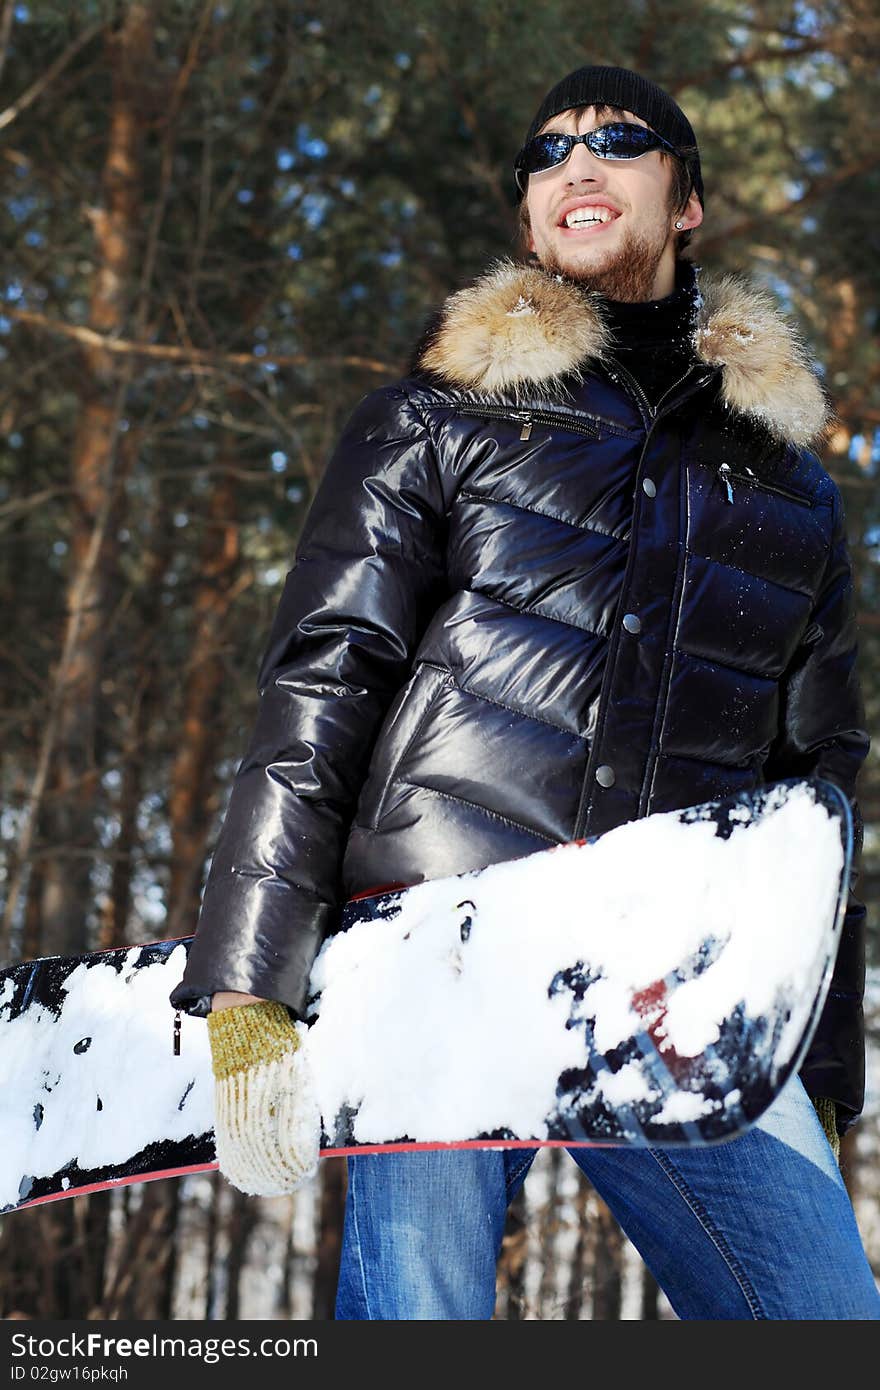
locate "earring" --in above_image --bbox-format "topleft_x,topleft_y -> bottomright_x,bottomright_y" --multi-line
675,220 -> 684,229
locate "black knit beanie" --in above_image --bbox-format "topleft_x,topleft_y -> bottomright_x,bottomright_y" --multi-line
515,65 -> 703,210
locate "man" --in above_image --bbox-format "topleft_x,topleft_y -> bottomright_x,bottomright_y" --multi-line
170,66 -> 880,1318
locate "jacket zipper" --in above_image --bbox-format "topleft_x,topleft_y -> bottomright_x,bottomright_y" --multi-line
607,361 -> 811,507
603,357 -> 655,423
567,363 -> 717,841
716,461 -> 813,508
457,404 -> 600,441
458,360 -> 713,440
604,358 -> 709,427
570,418 -> 664,841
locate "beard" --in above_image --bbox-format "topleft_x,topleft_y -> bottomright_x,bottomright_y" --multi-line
535,215 -> 674,302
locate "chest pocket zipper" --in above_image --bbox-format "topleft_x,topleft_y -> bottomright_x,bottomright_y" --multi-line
457,404 -> 600,442
716,461 -> 813,508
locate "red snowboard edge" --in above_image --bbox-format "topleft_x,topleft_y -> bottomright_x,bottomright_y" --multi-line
14,1138 -> 617,1210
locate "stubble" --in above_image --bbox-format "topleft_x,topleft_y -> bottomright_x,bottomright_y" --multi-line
535,216 -> 673,302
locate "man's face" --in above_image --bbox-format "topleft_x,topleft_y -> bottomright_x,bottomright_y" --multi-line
524,104 -> 702,301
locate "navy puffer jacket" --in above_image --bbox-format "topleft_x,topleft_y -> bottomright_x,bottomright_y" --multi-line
170,257 -> 870,1133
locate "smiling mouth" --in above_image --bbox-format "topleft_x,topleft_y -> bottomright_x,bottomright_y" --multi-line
557,215 -> 620,236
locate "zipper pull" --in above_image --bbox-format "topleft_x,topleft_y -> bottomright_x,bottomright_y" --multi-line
173,1009 -> 182,1056
519,416 -> 533,441
718,463 -> 734,504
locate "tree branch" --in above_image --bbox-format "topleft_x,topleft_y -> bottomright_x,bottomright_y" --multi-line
0,19 -> 106,132
6,308 -> 400,375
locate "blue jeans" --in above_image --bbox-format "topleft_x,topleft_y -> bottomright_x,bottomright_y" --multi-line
334,1074 -> 880,1319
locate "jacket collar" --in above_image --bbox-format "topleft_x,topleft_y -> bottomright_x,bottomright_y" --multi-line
413,257 -> 832,448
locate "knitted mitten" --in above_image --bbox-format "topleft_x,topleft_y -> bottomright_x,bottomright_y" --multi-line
811,1095 -> 841,1165
206,1000 -> 320,1197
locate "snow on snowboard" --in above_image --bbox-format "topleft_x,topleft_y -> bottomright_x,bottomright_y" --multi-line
0,778 -> 852,1212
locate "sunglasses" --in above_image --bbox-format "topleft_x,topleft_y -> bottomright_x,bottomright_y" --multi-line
513,121 -> 695,196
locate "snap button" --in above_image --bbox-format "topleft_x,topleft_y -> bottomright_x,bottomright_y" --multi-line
595,764 -> 616,787
642,478 -> 656,497
622,613 -> 642,634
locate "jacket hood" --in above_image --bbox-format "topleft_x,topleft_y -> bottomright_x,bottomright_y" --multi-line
413,257 -> 833,449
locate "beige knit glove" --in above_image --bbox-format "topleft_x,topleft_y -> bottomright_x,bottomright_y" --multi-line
811,1096 -> 841,1165
206,1000 -> 321,1196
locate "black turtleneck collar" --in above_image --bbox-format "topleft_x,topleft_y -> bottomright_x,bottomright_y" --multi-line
599,256 -> 701,351
595,258 -> 703,408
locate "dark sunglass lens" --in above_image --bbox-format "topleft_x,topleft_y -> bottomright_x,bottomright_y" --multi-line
598,123 -> 657,157
523,133 -> 572,173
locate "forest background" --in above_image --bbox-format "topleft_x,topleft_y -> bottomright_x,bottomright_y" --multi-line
1,0 -> 878,1319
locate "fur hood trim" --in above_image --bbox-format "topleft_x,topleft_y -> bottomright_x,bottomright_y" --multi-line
415,257 -> 832,448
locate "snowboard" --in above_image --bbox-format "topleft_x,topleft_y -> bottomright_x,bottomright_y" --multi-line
0,777 -> 852,1213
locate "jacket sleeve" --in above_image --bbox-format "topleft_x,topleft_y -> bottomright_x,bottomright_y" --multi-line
169,384 -> 448,1019
763,478 -> 870,1133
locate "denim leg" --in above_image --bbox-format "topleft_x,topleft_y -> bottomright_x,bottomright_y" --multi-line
568,1073 -> 880,1320
335,1146 -> 536,1319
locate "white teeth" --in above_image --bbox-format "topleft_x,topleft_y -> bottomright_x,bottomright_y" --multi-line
564,208 -> 616,227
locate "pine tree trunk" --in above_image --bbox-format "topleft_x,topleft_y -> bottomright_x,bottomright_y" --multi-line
0,1 -> 156,1321
313,1160 -> 345,1319
591,1198 -> 623,1320
204,1176 -> 223,1320
497,1185 -> 528,1319
223,1190 -> 258,1321
641,1264 -> 660,1319
34,4 -> 152,962
537,1147 -> 563,1317
97,484 -> 175,950
565,1174 -> 591,1319
165,466 -> 242,939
